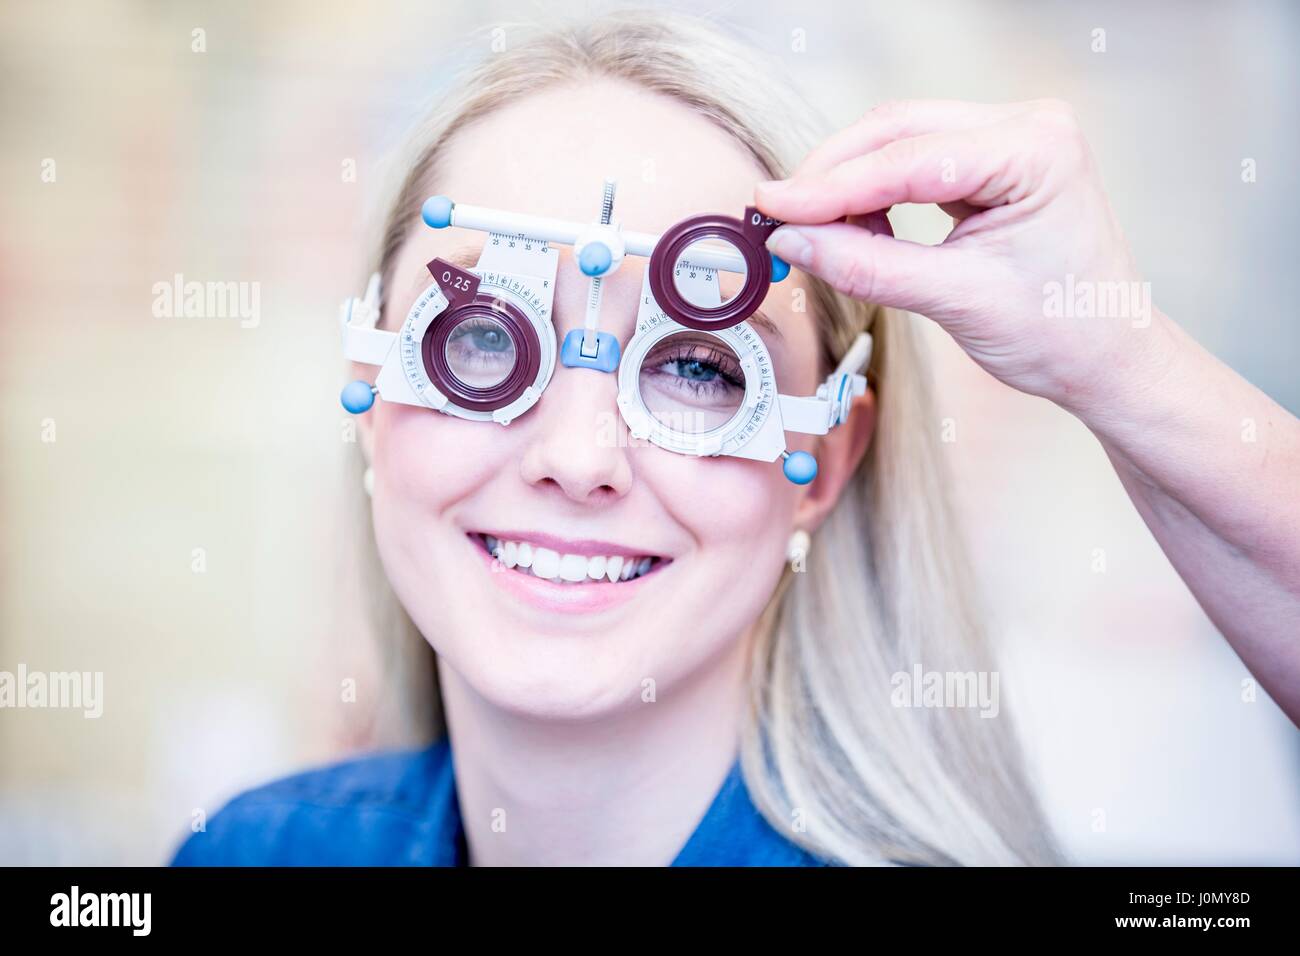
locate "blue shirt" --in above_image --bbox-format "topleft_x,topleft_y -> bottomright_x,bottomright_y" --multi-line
170,738 -> 830,866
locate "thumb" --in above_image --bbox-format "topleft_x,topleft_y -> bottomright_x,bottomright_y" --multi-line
766,221 -> 974,320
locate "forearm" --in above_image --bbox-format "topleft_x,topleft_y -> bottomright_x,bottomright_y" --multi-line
1072,311 -> 1300,721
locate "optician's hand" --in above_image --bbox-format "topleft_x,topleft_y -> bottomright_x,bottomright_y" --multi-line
757,98 -> 1165,418
756,99 -> 1300,725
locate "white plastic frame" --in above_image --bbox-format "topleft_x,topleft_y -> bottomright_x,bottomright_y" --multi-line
341,236 -> 560,425
340,189 -> 873,458
616,270 -> 872,462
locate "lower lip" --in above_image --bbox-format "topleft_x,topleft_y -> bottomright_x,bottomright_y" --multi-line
469,536 -> 665,615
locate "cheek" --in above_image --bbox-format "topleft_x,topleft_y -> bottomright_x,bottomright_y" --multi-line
647,450 -> 798,622
676,462 -> 794,544
367,405 -> 512,614
367,405 -> 516,674
370,404 -> 507,507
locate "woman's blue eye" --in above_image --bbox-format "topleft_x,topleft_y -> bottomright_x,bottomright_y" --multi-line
672,359 -> 718,382
471,326 -> 510,352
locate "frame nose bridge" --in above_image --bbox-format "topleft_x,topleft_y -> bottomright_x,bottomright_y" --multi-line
551,243 -> 645,377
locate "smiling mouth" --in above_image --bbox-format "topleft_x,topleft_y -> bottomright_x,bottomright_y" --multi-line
470,533 -> 668,585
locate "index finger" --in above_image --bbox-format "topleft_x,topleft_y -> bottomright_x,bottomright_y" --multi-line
757,124 -> 1014,224
794,99 -> 1027,178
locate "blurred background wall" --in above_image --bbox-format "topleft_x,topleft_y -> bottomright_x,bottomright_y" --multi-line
1,0 -> 1296,865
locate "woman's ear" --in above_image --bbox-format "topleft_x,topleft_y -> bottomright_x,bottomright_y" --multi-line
792,389 -> 876,534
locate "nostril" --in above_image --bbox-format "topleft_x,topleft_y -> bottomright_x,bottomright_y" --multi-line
532,475 -> 618,505
518,416 -> 635,500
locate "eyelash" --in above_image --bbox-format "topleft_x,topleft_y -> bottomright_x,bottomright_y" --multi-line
647,345 -> 744,393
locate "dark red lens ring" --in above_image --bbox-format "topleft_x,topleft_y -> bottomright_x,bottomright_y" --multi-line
421,297 -> 541,412
647,210 -> 774,331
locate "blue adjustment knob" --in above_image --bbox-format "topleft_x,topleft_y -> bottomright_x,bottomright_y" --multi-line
782,450 -> 817,484
421,195 -> 454,229
341,380 -> 376,414
579,243 -> 613,276
770,253 -> 791,282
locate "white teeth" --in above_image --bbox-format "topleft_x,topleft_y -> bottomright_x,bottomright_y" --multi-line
559,553 -> 588,582
532,547 -> 561,580
478,536 -> 659,584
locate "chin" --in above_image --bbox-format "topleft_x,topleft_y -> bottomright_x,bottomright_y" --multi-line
437,628 -> 661,723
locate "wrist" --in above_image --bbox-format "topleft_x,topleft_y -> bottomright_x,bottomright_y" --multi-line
1056,308 -> 1188,437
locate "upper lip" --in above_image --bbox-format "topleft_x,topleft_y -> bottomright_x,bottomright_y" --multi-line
471,529 -> 667,559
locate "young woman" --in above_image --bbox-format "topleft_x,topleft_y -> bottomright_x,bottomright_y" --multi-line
171,11 -> 1299,867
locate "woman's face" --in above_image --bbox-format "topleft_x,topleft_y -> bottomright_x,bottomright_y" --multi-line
363,80 -> 864,721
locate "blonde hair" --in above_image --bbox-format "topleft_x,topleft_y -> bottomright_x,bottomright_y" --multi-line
355,9 -> 1063,866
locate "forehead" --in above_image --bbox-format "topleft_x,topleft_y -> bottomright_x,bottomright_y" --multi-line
433,78 -> 768,233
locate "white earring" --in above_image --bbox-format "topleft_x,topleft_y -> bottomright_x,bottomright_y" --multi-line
786,529 -> 810,563
363,466 -> 374,498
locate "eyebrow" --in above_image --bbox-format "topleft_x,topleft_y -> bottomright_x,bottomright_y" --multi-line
747,308 -> 784,341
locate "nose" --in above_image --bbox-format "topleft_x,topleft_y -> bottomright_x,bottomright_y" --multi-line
518,363 -> 634,504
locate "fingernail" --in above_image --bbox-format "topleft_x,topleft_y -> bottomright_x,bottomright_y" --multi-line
767,227 -> 812,267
